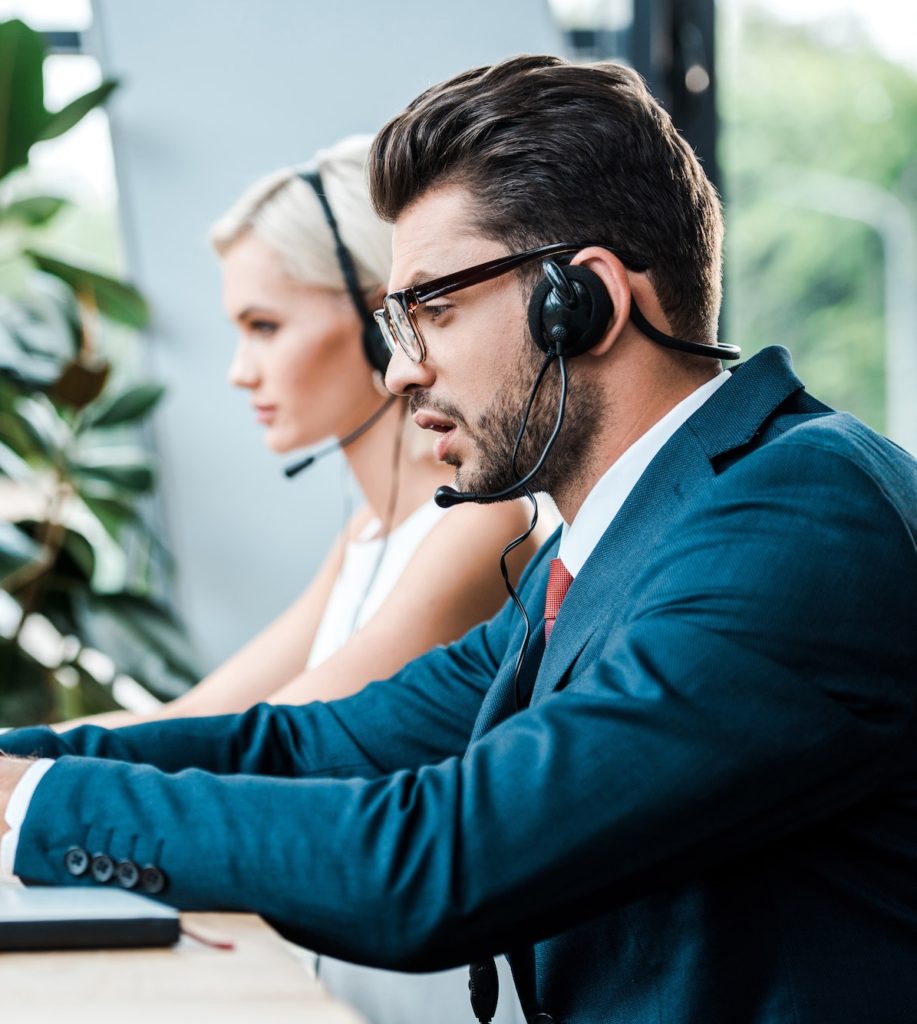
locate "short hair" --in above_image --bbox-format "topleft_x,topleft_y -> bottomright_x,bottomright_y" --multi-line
210,134 -> 392,294
369,55 -> 723,342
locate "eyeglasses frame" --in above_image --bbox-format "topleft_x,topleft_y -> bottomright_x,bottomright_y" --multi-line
373,241 -> 649,364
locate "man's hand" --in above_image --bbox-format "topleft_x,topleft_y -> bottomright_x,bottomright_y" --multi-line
0,754 -> 35,839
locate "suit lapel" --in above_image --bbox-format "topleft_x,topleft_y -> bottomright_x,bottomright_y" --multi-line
469,543 -> 556,742
529,346 -> 805,706
530,425 -> 715,704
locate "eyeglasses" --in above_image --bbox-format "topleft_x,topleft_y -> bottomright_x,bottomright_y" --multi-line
373,241 -> 649,364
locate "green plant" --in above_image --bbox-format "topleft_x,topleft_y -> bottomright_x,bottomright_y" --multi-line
720,9 -> 917,434
0,18 -> 198,726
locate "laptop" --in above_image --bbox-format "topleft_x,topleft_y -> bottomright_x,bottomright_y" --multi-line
0,880 -> 180,951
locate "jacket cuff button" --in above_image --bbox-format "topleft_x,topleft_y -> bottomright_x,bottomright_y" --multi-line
140,865 -> 167,895
63,846 -> 90,877
90,853 -> 115,883
116,859 -> 140,889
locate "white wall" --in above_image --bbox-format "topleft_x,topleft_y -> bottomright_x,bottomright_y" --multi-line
88,0 -> 563,669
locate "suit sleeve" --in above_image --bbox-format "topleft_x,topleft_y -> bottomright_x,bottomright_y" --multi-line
0,529 -> 558,777
0,555 -> 535,776
9,447 -> 914,972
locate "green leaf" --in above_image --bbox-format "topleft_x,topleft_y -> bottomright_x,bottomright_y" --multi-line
74,592 -> 199,701
36,79 -> 118,143
60,528 -> 95,582
89,382 -> 165,428
48,498 -> 128,593
70,446 -> 156,492
0,436 -> 36,480
0,408 -> 40,464
0,518 -> 42,578
14,393 -> 70,458
0,640 -> 56,727
25,251 -> 150,329
0,194 -> 68,226
0,19 -> 47,179
80,490 -> 138,541
33,586 -> 77,640
0,272 -> 81,388
52,660 -> 120,721
0,323 -> 66,387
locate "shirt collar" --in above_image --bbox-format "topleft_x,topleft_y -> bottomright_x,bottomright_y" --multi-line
558,371 -> 732,577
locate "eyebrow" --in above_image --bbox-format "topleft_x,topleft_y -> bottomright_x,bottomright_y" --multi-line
399,271 -> 437,290
235,305 -> 278,322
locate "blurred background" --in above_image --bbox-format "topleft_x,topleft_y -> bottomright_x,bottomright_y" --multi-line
0,0 -> 914,723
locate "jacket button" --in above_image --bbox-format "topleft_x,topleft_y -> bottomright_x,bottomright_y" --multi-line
140,865 -> 167,895
90,853 -> 115,883
115,859 -> 140,890
531,1016 -> 557,1023
63,846 -> 90,877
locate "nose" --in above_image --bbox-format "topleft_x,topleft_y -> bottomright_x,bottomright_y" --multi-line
384,344 -> 435,396
228,338 -> 259,389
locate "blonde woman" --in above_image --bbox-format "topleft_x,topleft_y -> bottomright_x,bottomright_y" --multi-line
68,135 -> 545,1024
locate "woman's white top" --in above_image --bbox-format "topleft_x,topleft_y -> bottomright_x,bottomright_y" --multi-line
306,499 -> 446,670
306,497 -> 524,1024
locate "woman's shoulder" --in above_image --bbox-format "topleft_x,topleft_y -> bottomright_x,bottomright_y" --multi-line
342,503 -> 379,544
402,494 -> 560,586
440,494 -> 560,545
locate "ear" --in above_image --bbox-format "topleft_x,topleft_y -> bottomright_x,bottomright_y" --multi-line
570,247 -> 632,357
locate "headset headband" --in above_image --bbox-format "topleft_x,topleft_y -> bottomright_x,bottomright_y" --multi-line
298,169 -> 375,334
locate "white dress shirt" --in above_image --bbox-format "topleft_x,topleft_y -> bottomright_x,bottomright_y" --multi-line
559,370 -> 731,575
0,370 -> 732,880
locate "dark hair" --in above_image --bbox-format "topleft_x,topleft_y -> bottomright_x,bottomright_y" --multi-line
369,55 -> 723,343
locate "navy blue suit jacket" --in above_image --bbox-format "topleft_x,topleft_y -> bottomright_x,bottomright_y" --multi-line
4,347 -> 917,1023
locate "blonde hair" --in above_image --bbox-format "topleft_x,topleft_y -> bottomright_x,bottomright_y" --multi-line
210,134 -> 392,294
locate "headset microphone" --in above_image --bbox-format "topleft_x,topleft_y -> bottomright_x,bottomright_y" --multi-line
284,396 -> 396,478
433,448 -> 547,507
433,352 -> 566,509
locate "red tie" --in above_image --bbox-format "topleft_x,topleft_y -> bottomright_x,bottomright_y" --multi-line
544,558 -> 574,642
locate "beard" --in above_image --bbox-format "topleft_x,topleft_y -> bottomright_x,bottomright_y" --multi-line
411,344 -> 604,503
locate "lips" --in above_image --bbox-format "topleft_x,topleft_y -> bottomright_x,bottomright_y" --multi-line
254,404 -> 277,425
413,409 -> 455,432
413,409 -> 458,461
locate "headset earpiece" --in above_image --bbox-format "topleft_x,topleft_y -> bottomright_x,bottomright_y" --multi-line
527,260 -> 614,358
361,320 -> 391,378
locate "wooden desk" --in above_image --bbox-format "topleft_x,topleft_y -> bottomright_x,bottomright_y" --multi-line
1,912 -> 367,1022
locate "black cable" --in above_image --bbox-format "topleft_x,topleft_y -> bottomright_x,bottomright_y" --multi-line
500,488 -> 538,712
348,402 -> 407,633
470,354 -> 569,1023
313,405 -> 406,983
490,352 -> 568,711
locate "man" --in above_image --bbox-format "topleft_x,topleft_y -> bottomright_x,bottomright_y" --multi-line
2,55 -> 916,1024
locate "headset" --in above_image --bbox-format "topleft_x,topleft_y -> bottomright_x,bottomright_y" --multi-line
435,255 -> 740,507
527,256 -> 741,362
284,169 -> 395,479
